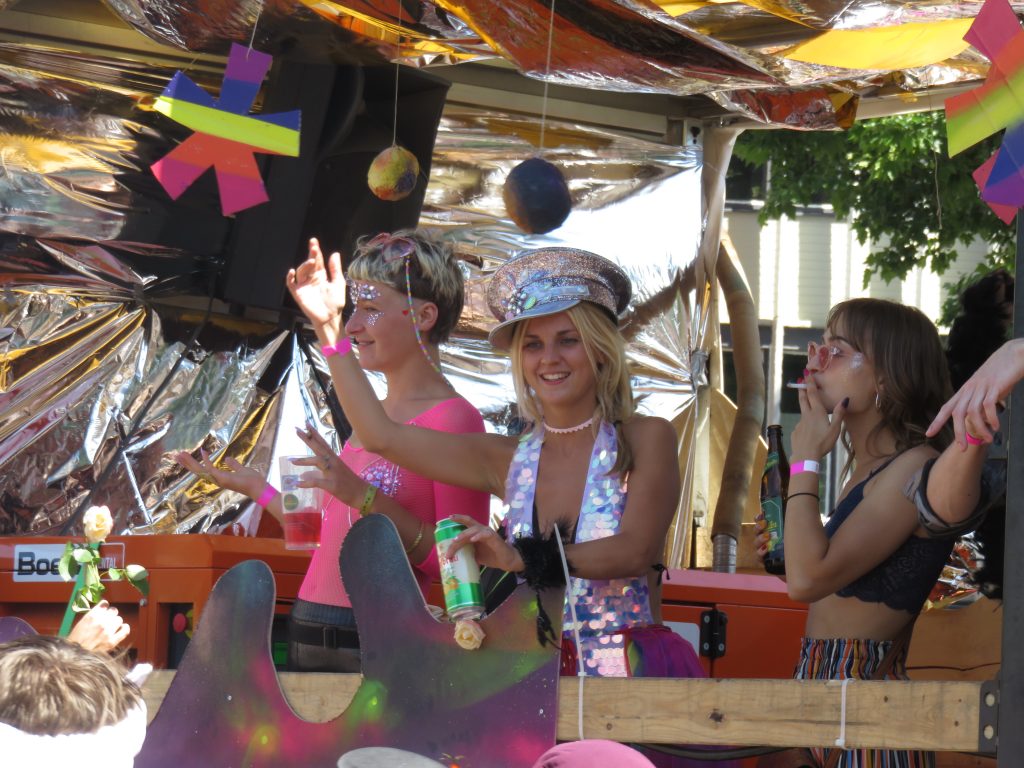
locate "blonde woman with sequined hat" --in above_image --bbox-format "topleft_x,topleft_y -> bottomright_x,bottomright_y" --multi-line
177,230 -> 488,673
288,243 -> 717,765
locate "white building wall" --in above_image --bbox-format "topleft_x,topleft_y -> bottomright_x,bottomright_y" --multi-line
721,208 -> 995,330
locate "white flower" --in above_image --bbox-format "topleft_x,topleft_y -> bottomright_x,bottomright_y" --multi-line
82,505 -> 113,543
453,619 -> 485,650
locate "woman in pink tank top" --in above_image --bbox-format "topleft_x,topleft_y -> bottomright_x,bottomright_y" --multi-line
177,230 -> 488,672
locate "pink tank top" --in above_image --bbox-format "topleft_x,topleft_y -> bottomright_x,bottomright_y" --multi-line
299,397 -> 489,607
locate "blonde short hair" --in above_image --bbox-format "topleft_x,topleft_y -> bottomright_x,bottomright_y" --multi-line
348,229 -> 465,343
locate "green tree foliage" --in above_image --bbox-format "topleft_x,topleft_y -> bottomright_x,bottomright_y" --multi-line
732,112 -> 1015,299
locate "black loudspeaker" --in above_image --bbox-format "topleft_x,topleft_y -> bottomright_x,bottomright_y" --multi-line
223,62 -> 450,310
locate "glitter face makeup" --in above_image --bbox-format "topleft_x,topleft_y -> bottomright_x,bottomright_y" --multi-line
350,281 -> 381,303
349,281 -> 384,326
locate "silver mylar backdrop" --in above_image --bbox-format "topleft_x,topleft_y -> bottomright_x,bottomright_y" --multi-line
0,43 -> 703,564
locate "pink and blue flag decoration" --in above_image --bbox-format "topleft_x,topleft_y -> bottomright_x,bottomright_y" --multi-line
150,44 -> 301,216
945,0 -> 1024,224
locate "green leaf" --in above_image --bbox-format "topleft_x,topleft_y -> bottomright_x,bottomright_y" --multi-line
733,112 -> 1014,282
57,542 -> 75,582
125,564 -> 148,581
126,564 -> 150,597
73,547 -> 97,565
106,568 -> 124,581
73,591 -> 93,612
81,564 -> 100,589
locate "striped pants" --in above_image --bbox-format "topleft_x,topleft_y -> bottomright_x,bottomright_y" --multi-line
794,638 -> 935,768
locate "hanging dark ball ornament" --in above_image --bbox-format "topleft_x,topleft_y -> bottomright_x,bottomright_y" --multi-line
367,145 -> 420,201
502,157 -> 572,234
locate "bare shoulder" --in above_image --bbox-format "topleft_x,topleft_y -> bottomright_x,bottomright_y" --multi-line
621,415 -> 678,453
872,444 -> 938,495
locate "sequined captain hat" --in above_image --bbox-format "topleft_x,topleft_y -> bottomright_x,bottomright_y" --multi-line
486,247 -> 632,350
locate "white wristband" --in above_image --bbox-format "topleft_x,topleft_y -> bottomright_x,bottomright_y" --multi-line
791,460 -> 820,475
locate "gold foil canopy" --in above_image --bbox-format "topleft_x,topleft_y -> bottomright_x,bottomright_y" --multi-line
84,0 -> 1023,128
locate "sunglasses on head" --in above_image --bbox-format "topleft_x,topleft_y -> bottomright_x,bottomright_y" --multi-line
807,341 -> 863,371
365,233 -> 416,264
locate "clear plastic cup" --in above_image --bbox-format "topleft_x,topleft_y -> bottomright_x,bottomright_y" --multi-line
279,455 -> 323,550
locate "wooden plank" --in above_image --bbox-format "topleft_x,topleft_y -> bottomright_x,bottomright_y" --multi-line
142,672 -> 985,752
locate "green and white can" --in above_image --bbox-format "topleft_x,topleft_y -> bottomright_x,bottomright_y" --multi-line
434,517 -> 484,621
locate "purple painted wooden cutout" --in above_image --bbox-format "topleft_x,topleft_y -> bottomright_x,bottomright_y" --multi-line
138,514 -> 562,767
0,616 -> 36,643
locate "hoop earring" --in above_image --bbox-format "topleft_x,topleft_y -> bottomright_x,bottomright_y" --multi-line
874,392 -> 882,410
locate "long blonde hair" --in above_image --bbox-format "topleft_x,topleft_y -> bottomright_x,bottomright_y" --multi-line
510,302 -> 635,474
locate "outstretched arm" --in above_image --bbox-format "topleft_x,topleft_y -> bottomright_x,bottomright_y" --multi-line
286,238 -> 512,497
927,338 -> 1024,446
914,338 -> 1024,528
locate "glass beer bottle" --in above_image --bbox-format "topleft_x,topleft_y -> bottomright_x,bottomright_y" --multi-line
760,424 -> 790,575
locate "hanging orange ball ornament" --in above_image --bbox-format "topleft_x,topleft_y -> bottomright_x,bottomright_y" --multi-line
368,145 -> 420,201
502,157 -> 572,234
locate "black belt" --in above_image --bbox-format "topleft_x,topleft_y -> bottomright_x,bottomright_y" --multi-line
288,620 -> 360,650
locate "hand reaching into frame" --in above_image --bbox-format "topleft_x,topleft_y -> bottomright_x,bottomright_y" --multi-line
67,600 -> 130,653
927,338 -> 1024,448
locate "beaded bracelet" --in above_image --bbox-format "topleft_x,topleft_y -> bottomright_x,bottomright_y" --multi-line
358,484 -> 377,516
404,520 -> 425,554
256,483 -> 279,508
322,338 -> 353,358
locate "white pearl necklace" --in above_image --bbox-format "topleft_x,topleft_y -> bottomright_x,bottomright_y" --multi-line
542,416 -> 595,434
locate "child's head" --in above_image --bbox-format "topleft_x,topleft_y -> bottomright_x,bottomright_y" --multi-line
0,634 -> 142,736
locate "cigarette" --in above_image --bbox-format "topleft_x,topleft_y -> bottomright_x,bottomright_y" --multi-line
786,382 -> 808,389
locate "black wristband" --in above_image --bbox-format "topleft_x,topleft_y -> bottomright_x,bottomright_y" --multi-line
512,530 -> 573,591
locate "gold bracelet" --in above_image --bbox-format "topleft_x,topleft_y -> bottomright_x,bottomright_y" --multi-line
404,520 -> 425,555
358,484 -> 377,516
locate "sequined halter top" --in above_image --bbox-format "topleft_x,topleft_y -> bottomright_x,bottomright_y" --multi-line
503,420 -> 655,676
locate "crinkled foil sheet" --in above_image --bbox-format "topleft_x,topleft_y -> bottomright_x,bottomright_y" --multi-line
0,41 -> 703,549
87,0 -> 1017,130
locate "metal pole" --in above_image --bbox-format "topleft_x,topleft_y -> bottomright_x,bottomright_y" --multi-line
997,213 -> 1024,765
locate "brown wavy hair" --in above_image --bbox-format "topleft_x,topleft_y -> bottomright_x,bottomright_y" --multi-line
826,298 -> 952,463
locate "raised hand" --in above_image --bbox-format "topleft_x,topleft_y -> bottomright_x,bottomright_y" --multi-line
175,449 -> 265,501
286,237 -> 346,335
927,338 -> 1024,447
791,373 -> 847,462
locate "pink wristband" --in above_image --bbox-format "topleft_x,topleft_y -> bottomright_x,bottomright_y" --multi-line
322,338 -> 352,358
965,432 -> 984,446
256,483 -> 279,507
791,459 -> 820,475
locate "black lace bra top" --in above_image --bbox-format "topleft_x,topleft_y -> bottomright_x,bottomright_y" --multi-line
824,459 -> 955,613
